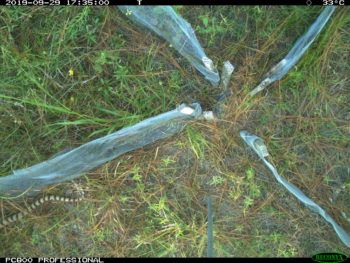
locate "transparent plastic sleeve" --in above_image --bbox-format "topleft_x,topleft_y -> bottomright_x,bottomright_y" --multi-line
249,6 -> 336,96
118,6 -> 220,86
240,130 -> 350,248
263,159 -> 350,248
0,104 -> 203,197
214,61 -> 235,116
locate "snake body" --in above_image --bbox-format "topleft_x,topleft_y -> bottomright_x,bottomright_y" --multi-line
0,194 -> 83,228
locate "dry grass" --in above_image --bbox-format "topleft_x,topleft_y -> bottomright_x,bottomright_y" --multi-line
0,6 -> 349,257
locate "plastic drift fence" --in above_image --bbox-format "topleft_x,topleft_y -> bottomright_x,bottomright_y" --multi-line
0,104 -> 203,197
240,130 -> 350,248
118,6 -> 220,86
249,6 -> 336,96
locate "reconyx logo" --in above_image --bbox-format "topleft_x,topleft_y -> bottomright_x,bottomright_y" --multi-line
312,252 -> 348,263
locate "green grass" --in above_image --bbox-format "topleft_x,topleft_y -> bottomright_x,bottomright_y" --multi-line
1,6 -> 350,257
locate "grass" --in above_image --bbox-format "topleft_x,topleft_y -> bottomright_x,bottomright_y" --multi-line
1,6 -> 350,257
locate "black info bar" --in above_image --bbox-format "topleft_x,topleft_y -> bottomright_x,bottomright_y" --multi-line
2,259 -> 103,263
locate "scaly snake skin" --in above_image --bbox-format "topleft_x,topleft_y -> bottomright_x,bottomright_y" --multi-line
0,194 -> 83,228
